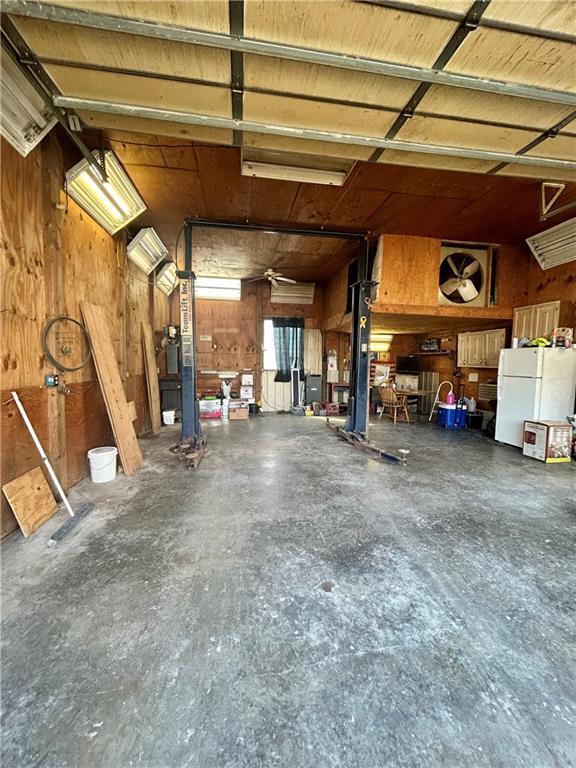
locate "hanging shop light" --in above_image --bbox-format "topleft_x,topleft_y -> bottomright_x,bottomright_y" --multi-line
65,150 -> 146,234
194,277 -> 241,301
156,262 -> 179,296
127,227 -> 168,274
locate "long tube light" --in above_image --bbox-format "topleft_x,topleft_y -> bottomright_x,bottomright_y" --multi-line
127,227 -> 168,274
65,150 -> 146,234
0,46 -> 56,157
241,161 -> 347,186
156,262 -> 179,295
526,217 -> 576,270
195,277 -> 241,301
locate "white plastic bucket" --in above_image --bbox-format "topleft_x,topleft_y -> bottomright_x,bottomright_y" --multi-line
163,410 -> 175,425
87,446 -> 118,483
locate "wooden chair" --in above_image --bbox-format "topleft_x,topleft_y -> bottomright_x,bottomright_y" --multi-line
378,383 -> 410,424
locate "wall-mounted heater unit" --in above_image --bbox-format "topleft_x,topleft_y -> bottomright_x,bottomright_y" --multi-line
127,227 -> 168,274
270,282 -> 315,305
65,150 -> 146,235
526,216 -> 576,270
1,47 -> 57,157
156,262 -> 179,296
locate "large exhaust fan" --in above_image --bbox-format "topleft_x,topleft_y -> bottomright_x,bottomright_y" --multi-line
526,217 -> 576,270
438,245 -> 490,307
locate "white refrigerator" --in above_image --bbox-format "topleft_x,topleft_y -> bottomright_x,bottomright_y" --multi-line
495,348 -> 576,448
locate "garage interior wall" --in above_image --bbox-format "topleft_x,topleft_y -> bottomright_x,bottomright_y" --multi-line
0,135 -> 171,538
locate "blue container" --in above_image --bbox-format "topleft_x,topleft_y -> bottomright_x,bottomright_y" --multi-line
438,403 -> 456,428
455,405 -> 468,428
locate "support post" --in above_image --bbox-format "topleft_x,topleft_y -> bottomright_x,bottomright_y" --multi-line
345,241 -> 371,436
178,221 -> 203,447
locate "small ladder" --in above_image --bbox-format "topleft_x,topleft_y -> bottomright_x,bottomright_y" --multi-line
428,380 -> 454,422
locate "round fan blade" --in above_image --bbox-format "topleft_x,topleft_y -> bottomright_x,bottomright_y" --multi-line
458,279 -> 479,302
447,255 -> 460,277
462,260 -> 479,279
440,278 -> 462,295
245,276 -> 264,282
276,277 -> 297,284
270,277 -> 279,288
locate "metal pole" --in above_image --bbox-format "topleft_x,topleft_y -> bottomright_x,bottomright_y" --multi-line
179,221 -> 196,442
349,242 -> 372,436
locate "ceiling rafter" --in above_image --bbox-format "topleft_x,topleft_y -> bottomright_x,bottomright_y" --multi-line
53,95 -> 576,172
355,0 -> 576,44
370,0 -> 492,162
3,0 -> 575,107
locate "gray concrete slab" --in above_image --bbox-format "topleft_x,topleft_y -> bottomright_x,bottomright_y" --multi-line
1,415 -> 575,768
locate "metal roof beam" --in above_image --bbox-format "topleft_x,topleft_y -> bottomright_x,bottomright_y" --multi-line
53,95 -> 576,172
3,0 -> 575,107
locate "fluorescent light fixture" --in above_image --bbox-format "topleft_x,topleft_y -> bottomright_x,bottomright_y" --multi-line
370,333 -> 394,353
156,262 -> 179,295
241,161 -> 346,186
270,282 -> 315,304
65,150 -> 146,234
127,228 -> 168,274
195,277 -> 241,301
1,46 -> 57,157
526,216 -> 576,270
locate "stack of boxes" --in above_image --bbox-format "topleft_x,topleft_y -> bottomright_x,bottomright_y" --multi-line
229,373 -> 253,421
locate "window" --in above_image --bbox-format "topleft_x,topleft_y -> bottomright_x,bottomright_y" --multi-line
194,277 -> 241,301
263,319 -> 277,370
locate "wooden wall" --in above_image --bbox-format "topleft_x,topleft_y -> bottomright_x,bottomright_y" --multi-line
526,258 -> 576,321
1,136 -> 170,538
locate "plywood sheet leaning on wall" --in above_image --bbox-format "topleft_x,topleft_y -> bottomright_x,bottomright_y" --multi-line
80,302 -> 142,475
141,322 -> 161,433
2,466 -> 57,537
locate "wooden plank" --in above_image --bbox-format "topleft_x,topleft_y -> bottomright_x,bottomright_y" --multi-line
80,302 -> 142,475
127,401 -> 137,422
2,467 -> 57,537
141,322 -> 161,433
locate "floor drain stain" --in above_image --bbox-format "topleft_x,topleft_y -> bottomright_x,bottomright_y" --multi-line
320,580 -> 335,592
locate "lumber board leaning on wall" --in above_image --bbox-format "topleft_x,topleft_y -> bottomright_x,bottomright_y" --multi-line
141,322 -> 161,433
2,466 -> 57,537
80,302 -> 142,475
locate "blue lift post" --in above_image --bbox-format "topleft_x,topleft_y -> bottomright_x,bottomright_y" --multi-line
175,220 -> 205,465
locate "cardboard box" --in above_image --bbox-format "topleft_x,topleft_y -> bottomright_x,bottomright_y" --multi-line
241,374 -> 254,386
229,407 -> 249,420
199,399 -> 221,419
523,421 -> 573,463
240,385 -> 253,399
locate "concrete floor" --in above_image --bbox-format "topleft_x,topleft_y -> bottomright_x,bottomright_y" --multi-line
2,415 -> 575,768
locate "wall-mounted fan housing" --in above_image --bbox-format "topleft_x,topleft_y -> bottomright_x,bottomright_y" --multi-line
438,245 -> 490,307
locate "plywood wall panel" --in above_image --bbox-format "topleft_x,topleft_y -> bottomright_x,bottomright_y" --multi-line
378,235 -> 440,306
527,259 -> 576,306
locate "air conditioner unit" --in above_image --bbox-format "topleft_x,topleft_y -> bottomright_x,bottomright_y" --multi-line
270,282 -> 315,305
526,216 -> 576,270
1,47 -> 57,157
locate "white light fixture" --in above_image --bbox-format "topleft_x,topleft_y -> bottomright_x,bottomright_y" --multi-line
156,262 -> 179,295
370,333 -> 394,353
241,161 -> 347,186
127,228 -> 168,274
195,277 -> 241,301
270,282 -> 315,304
65,150 -> 146,234
526,216 -> 576,270
0,47 -> 57,157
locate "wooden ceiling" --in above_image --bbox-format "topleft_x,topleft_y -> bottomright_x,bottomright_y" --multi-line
88,131 -> 575,282
5,0 -> 576,183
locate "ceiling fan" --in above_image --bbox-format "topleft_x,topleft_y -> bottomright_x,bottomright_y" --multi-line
246,268 -> 297,288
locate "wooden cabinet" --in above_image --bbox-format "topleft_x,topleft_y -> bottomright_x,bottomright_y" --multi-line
512,300 -> 569,340
457,328 -> 506,368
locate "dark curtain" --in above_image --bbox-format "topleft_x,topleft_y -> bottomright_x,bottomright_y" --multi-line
273,317 -> 304,382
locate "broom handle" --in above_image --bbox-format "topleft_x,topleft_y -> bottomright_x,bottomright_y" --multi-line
11,391 -> 75,518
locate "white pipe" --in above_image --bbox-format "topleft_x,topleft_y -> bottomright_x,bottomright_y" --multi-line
11,391 -> 75,517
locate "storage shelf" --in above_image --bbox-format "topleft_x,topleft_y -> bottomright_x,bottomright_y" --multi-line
418,351 -> 450,356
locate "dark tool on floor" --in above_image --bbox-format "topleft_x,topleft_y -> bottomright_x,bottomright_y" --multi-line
49,501 -> 95,543
327,419 -> 410,466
